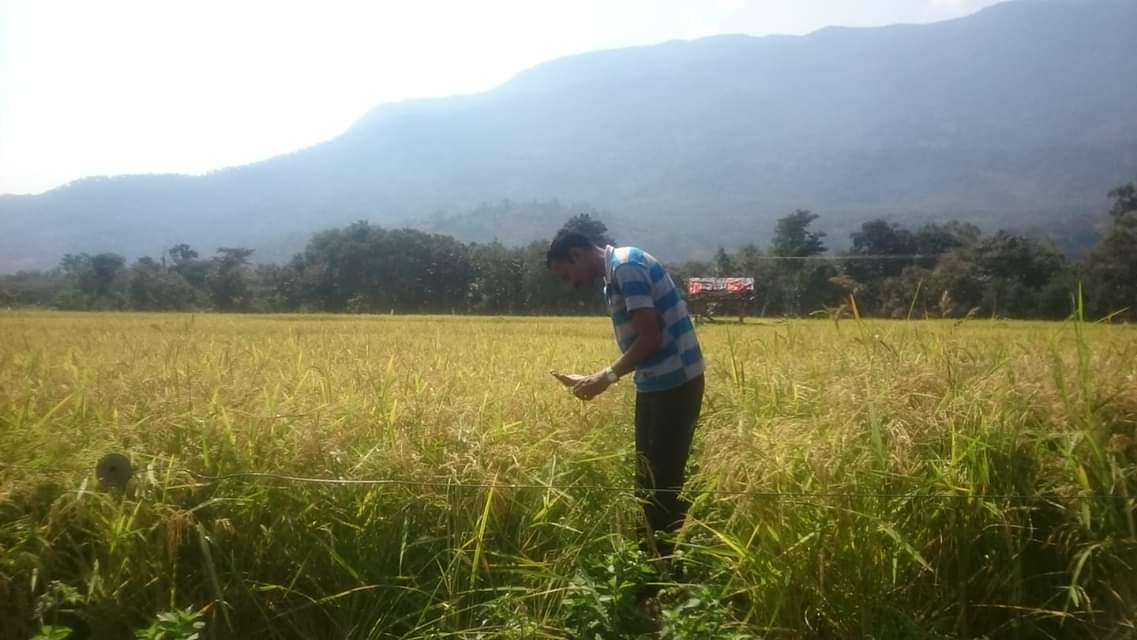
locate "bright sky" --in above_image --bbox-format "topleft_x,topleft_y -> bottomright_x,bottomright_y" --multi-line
0,0 -> 1003,195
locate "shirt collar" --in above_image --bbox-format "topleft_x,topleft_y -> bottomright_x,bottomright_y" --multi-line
603,245 -> 615,285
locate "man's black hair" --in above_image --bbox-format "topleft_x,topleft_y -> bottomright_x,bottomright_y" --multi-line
545,231 -> 596,268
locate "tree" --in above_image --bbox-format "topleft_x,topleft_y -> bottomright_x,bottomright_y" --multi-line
0,270 -> 69,307
208,247 -> 255,311
167,244 -> 210,297
912,221 -> 981,267
252,263 -> 303,312
1084,178 -> 1137,320
128,257 -> 196,310
731,244 -> 768,315
470,242 -> 524,314
769,209 -> 826,258
860,220 -> 985,318
1107,178 -> 1137,234
973,232 -> 1065,291
767,210 -> 830,315
712,247 -> 735,276
285,222 -> 478,313
734,243 -> 764,272
797,260 -> 843,316
168,244 -> 199,265
74,252 -> 128,309
1083,232 -> 1137,320
56,253 -> 92,309
848,220 -> 915,272
926,250 -> 984,318
877,265 -> 934,318
968,232 -> 1068,318
60,253 -> 91,277
843,219 -> 917,312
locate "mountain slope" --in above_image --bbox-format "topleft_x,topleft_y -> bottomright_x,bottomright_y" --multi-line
2,0 -> 1135,270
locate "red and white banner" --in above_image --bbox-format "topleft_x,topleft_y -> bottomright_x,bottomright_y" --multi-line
687,277 -> 755,298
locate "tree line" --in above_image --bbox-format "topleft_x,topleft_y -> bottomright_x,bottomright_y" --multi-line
2,180 -> 1134,321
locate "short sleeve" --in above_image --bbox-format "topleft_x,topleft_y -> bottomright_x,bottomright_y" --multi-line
613,264 -> 654,311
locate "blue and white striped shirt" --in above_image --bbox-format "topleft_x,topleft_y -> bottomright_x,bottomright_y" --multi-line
604,245 -> 705,392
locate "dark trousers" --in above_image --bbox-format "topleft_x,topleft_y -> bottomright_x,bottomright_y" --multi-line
634,374 -> 704,557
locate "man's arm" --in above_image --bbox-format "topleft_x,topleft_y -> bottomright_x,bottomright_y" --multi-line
566,261 -> 663,400
609,308 -> 661,378
573,307 -> 661,400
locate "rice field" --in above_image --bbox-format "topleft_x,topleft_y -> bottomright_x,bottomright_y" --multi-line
1,311 -> 1136,639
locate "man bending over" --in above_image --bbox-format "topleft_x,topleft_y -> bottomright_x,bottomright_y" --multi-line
546,231 -> 706,558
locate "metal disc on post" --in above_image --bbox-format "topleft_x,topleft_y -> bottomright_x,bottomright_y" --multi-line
96,453 -> 133,489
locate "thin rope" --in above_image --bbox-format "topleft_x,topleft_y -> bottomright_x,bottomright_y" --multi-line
4,461 -> 1130,502
722,253 -> 946,261
182,469 -> 1129,501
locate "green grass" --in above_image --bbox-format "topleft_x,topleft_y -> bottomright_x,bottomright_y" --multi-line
1,312 -> 1135,639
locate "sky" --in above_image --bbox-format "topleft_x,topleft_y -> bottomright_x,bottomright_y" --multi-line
0,0 -> 1004,195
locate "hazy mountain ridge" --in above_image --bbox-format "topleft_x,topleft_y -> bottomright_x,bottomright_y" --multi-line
2,0 -> 1134,271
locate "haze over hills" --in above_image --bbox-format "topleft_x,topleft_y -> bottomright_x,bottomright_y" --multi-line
2,0 -> 1135,272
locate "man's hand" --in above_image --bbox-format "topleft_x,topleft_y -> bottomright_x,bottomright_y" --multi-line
572,372 -> 611,401
551,370 -> 611,401
550,371 -> 586,387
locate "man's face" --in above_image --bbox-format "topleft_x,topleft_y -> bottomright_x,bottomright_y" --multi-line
550,252 -> 593,289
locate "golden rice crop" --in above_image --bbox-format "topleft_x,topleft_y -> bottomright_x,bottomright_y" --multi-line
1,312 -> 1135,639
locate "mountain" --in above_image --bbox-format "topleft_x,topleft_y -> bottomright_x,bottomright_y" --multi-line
2,0 -> 1135,271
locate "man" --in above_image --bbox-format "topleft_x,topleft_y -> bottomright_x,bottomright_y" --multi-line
546,231 -> 705,559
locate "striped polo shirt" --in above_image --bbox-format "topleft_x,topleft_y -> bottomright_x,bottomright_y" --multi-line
604,245 -> 705,392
